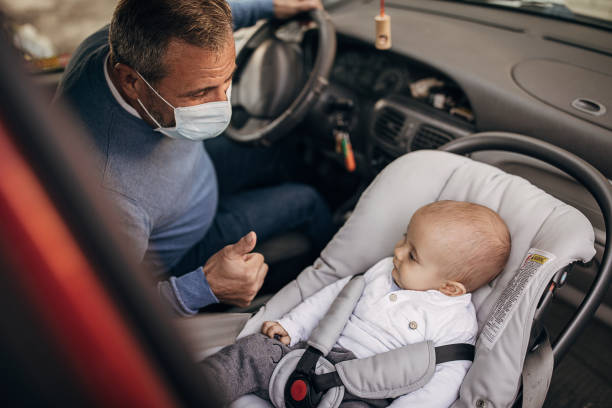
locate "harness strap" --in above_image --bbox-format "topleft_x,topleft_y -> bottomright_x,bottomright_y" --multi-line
284,347 -> 324,408
307,275 -> 365,355
311,343 -> 476,394
294,347 -> 323,377
435,343 -> 475,364
312,371 -> 343,393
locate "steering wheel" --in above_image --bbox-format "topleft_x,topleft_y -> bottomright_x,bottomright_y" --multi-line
440,132 -> 612,364
225,9 -> 336,145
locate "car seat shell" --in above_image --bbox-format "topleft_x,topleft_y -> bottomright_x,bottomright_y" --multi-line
235,148 -> 596,408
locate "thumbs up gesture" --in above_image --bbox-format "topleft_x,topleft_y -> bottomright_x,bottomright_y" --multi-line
202,231 -> 268,308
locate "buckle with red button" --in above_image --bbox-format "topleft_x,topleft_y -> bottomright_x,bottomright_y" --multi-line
284,347 -> 324,408
290,379 -> 308,401
285,374 -> 322,408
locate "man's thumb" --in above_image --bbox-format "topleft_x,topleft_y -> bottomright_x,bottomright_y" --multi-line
227,231 -> 257,257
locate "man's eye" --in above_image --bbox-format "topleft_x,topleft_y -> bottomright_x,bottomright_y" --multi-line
192,91 -> 210,98
190,88 -> 214,99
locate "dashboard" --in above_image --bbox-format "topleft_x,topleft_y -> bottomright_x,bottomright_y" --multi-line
331,38 -> 474,121
306,33 -> 476,178
300,0 -> 612,242
320,0 -> 612,179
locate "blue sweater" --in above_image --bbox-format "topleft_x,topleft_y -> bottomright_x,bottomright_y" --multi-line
57,0 -> 274,314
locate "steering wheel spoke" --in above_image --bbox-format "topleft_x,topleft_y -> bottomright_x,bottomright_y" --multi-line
226,10 -> 336,144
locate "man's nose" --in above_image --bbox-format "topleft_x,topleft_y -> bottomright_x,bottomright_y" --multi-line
212,91 -> 227,102
211,85 -> 230,102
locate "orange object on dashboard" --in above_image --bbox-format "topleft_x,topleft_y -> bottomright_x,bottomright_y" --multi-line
341,133 -> 356,172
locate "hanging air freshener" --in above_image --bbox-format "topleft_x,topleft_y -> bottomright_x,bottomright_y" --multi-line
375,0 -> 391,50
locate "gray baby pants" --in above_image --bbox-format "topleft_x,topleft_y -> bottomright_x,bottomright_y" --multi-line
201,333 -> 389,407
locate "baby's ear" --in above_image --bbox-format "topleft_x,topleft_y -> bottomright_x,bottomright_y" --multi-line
439,280 -> 467,297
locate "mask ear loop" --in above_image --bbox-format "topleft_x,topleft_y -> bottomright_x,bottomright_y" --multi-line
135,70 -> 176,109
136,99 -> 165,129
132,70 -> 176,129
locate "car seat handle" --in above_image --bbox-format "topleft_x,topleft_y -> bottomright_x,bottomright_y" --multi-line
440,131 -> 612,363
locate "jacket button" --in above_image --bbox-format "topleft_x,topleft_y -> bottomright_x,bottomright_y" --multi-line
409,321 -> 418,330
389,293 -> 397,302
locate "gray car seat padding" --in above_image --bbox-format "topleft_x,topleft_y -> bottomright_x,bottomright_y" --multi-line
335,340 -> 436,399
307,275 -> 364,355
234,150 -> 595,408
268,342 -> 437,408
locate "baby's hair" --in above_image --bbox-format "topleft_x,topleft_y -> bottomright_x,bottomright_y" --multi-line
415,200 -> 511,292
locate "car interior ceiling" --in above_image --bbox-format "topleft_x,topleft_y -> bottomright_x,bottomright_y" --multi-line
3,0 -> 612,405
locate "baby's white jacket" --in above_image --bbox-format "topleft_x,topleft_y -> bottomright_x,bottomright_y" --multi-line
277,257 -> 478,408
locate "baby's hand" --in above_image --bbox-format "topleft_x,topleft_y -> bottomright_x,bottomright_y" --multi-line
261,321 -> 291,345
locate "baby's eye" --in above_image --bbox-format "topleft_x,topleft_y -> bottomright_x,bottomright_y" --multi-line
409,251 -> 416,261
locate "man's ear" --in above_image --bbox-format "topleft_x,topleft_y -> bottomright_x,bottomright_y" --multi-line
438,280 -> 467,297
112,63 -> 142,100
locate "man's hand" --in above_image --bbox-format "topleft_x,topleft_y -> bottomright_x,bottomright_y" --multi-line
262,321 -> 291,345
202,231 -> 268,308
273,0 -> 323,19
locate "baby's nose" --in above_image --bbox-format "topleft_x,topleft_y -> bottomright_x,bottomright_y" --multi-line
393,249 -> 402,261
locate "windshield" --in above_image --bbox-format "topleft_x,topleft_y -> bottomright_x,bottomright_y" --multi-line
324,0 -> 612,29
2,0 -> 610,70
453,0 -> 612,27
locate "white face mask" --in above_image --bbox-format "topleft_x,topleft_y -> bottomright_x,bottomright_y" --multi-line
136,72 -> 232,141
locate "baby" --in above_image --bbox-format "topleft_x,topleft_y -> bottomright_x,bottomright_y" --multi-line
202,200 -> 511,407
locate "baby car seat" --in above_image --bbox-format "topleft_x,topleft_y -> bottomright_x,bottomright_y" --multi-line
201,133 -> 612,408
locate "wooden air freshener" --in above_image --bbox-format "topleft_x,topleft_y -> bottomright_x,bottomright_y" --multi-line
375,14 -> 391,50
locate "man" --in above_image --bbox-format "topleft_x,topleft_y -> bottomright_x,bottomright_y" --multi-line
55,0 -> 333,315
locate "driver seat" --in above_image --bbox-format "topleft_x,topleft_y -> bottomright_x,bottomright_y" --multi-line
222,142 -> 603,407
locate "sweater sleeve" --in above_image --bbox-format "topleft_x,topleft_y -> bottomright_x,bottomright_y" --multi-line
108,190 -> 218,315
165,268 -> 219,315
277,276 -> 352,346
228,0 -> 275,30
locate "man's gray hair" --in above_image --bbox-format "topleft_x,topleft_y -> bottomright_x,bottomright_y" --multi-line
109,0 -> 233,84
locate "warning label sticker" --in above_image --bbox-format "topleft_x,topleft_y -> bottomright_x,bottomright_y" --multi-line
480,248 -> 556,350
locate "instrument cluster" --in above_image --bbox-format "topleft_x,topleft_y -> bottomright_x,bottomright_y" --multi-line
330,38 -> 474,123
332,49 -> 413,97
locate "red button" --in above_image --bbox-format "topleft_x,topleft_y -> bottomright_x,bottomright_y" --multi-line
290,379 -> 308,401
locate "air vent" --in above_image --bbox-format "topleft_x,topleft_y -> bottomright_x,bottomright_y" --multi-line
374,107 -> 406,145
411,124 -> 454,150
